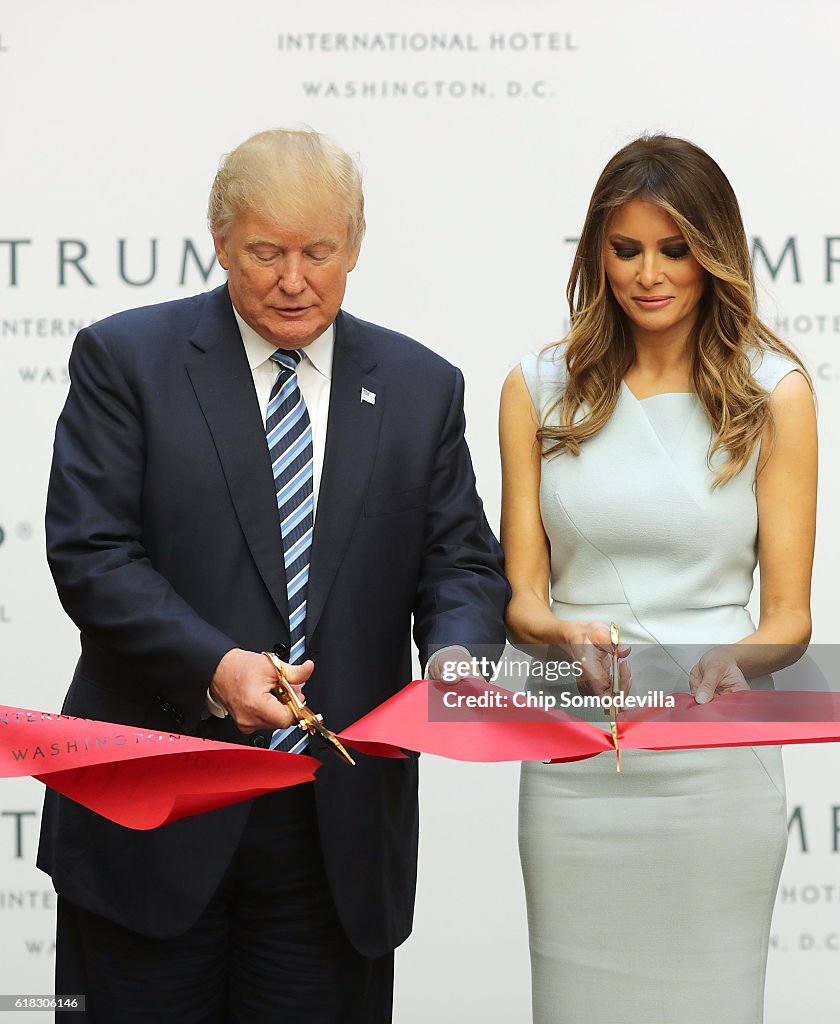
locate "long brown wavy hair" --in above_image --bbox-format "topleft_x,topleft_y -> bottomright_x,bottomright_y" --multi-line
539,134 -> 810,486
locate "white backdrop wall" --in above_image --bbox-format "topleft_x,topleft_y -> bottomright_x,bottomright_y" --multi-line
0,1 -> 838,1020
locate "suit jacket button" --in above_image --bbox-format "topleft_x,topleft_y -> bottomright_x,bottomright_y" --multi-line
252,734 -> 268,747
273,643 -> 289,660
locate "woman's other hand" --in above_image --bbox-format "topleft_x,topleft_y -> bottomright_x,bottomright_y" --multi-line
689,646 -> 749,704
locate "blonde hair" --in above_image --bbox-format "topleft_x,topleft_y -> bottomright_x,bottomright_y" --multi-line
208,127 -> 365,250
540,134 -> 810,486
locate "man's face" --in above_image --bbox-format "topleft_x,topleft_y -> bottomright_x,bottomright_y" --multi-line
214,209 -> 360,349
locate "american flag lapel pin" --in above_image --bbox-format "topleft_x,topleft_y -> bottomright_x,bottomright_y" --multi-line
360,387 -> 376,405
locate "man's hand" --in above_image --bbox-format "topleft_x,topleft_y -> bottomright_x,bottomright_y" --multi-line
425,645 -> 476,682
210,648 -> 314,734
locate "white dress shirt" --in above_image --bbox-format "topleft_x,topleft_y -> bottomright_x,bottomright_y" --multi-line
205,312 -> 333,718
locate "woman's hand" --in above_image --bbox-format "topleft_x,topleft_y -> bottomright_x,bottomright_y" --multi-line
566,621 -> 631,699
689,646 -> 749,704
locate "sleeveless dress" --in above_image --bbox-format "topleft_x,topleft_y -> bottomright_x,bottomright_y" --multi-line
518,348 -> 799,1024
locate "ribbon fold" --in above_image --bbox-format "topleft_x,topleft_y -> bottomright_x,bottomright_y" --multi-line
0,707 -> 319,829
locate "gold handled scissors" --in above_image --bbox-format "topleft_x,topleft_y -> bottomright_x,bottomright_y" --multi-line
261,652 -> 356,766
608,623 -> 621,773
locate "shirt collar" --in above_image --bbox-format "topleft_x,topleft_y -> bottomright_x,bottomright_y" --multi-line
233,306 -> 335,380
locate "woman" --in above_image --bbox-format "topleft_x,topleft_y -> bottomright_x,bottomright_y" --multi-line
499,135 -> 817,1023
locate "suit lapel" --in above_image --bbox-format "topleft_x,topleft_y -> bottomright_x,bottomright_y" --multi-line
306,312 -> 383,644
184,287 -> 290,628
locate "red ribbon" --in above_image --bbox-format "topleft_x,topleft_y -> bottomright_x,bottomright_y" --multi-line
5,683 -> 840,829
339,679 -> 609,762
338,679 -> 840,762
0,706 -> 319,829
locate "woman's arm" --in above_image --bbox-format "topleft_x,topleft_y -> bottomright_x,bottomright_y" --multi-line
499,365 -> 559,647
691,369 -> 817,700
751,369 -> 818,650
499,366 -> 628,696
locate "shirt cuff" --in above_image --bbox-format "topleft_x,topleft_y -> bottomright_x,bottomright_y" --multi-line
205,688 -> 229,718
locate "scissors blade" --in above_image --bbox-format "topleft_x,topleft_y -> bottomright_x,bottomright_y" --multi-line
308,718 -> 357,767
608,623 -> 621,773
609,623 -> 621,698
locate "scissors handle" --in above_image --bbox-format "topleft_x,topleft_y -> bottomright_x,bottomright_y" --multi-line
261,652 -> 356,766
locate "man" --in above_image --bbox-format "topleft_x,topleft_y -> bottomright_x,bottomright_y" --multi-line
38,128 -> 508,1022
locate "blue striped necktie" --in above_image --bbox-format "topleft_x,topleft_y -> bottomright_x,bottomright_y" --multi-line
266,349 -> 313,754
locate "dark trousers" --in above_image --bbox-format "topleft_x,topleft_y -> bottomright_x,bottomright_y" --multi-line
55,785 -> 393,1023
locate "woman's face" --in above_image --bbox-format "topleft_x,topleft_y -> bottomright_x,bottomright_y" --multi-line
603,198 -> 707,345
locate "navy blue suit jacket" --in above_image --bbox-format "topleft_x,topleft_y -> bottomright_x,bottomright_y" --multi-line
38,284 -> 508,957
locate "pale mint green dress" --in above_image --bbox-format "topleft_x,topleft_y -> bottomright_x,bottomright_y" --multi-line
519,348 -> 799,1024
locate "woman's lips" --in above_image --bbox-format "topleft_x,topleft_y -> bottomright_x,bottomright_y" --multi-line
632,296 -> 674,309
